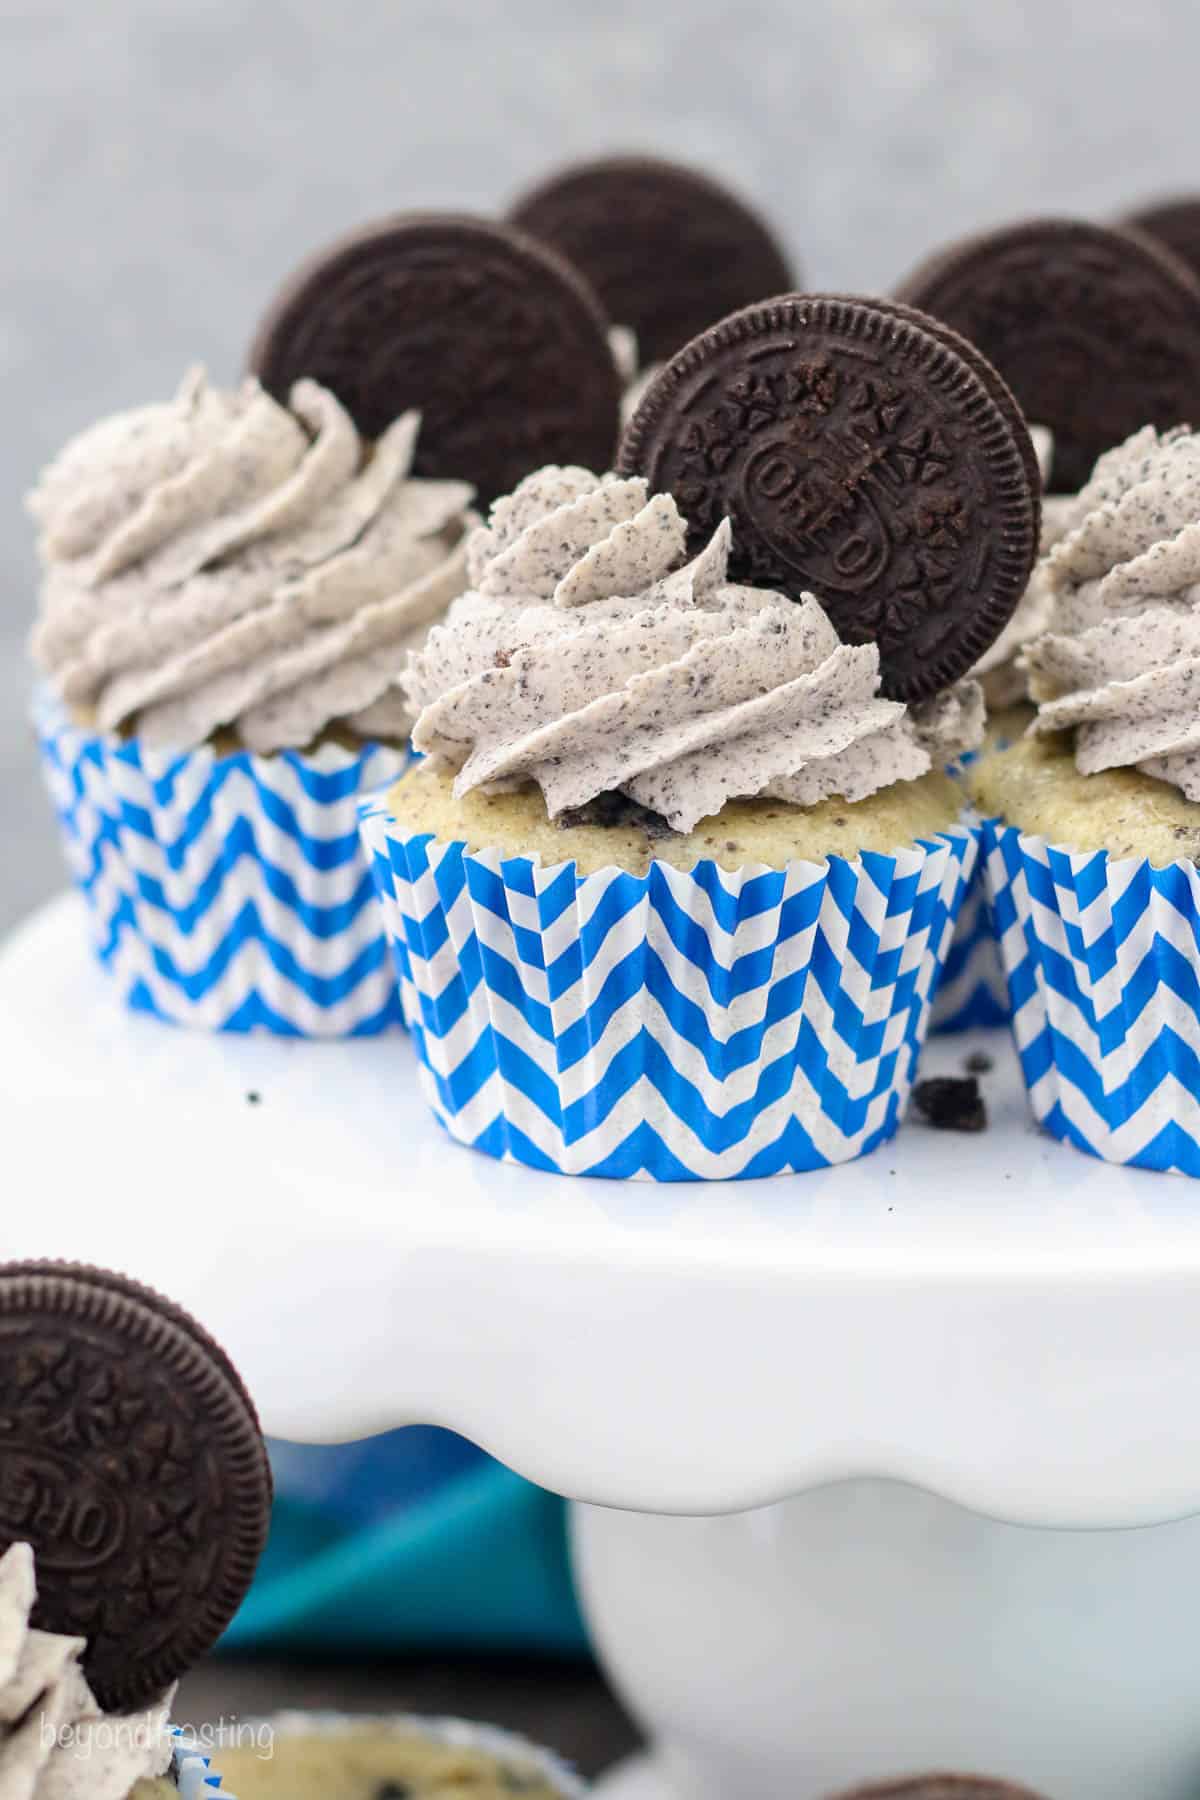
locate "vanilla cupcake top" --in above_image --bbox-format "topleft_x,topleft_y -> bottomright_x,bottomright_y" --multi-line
405,467 -> 983,835
0,1543 -> 173,1800
29,368 -> 474,752
1024,424 -> 1200,797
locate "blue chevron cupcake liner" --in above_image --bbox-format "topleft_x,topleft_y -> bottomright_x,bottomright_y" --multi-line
171,1730 -> 233,1796
981,816 -> 1200,1175
928,864 -> 1010,1033
35,690 -> 410,1036
360,797 -> 978,1181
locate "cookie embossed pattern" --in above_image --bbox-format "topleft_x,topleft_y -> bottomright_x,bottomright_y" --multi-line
362,295 -> 1040,1181
895,219 -> 1200,492
617,295 -> 1038,701
250,212 -> 623,503
0,1260 -> 273,1798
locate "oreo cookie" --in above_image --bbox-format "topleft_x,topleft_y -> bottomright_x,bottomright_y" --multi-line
829,1780 -> 1048,1799
509,155 -> 795,366
248,213 -> 622,504
1121,195 -> 1200,286
0,1260 -> 272,1713
618,294 -> 1039,702
855,296 -> 1043,544
894,218 -> 1200,491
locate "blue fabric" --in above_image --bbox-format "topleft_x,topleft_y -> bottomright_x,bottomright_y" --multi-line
221,1430 -> 588,1656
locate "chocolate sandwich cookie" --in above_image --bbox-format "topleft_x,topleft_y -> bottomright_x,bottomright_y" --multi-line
0,1261 -> 272,1713
618,293 -> 1039,702
249,213 -> 621,505
828,1779 -> 1048,1799
509,154 -> 796,365
894,218 -> 1200,491
849,295 -> 1043,542
1120,195 -> 1200,286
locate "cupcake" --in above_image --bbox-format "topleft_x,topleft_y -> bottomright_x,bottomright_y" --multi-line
0,1260 -> 274,1800
361,293 -> 1047,1180
892,218 -> 1200,1037
0,1541 -> 182,1799
969,424 -> 1200,1172
30,370 -> 472,1036
211,1711 -> 585,1798
31,214 -> 621,1036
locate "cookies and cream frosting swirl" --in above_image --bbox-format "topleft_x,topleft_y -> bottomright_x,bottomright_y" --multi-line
29,368 -> 474,752
405,467 -> 983,835
1024,425 -> 1200,797
0,1543 -> 173,1800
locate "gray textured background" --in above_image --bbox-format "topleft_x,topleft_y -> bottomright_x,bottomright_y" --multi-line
4,0 -> 1198,932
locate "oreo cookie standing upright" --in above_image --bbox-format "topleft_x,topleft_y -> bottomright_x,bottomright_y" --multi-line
894,218 -> 1200,491
249,213 -> 622,505
618,293 -> 1040,703
509,154 -> 796,366
0,1260 -> 272,1713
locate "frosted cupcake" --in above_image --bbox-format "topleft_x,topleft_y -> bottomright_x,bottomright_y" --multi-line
970,425 -> 1200,1172
0,1259 -> 274,1799
31,214 -> 621,1036
362,295 -> 1042,1181
363,476 -> 983,1181
0,1541 -> 226,1799
212,1712 -> 584,1798
31,370 -> 473,1036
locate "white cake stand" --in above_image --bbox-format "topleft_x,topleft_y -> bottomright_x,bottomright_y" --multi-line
7,895 -> 1200,1800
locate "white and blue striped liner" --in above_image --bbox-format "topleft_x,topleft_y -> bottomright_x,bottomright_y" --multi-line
360,796 -> 978,1182
982,815 -> 1200,1175
35,690 -> 410,1037
171,1734 -> 232,1798
929,866 -> 1010,1033
930,739 -> 1023,1035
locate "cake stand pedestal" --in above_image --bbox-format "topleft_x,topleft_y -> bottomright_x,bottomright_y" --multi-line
6,896 -> 1200,1799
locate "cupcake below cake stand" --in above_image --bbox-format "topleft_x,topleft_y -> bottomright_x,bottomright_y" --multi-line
5,895 -> 1200,1799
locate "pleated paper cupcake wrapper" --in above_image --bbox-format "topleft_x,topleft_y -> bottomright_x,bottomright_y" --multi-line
206,1711 -> 586,1796
981,816 -> 1200,1175
35,689 -> 410,1036
360,799 -> 978,1181
171,1729 -> 234,1796
929,855 -> 1010,1033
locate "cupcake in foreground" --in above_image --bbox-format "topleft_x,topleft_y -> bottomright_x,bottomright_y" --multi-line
212,1712 -> 584,1798
361,296 -> 1042,1181
0,1259 -> 274,1798
0,1541 -> 203,1799
31,215 -> 621,1036
969,424 -> 1200,1173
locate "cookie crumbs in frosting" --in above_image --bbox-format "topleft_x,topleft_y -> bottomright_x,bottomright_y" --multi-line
0,1543 -> 174,1800
1025,424 -> 1200,796
406,466 -> 983,834
29,368 -> 476,752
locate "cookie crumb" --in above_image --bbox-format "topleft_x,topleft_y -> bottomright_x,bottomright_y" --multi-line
911,1075 -> 987,1133
963,1049 -> 994,1075
246,1090 -> 262,1106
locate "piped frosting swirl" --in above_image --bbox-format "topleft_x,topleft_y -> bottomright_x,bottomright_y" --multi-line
406,468 -> 982,835
1025,425 -> 1200,796
0,1543 -> 173,1800
29,368 -> 475,752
